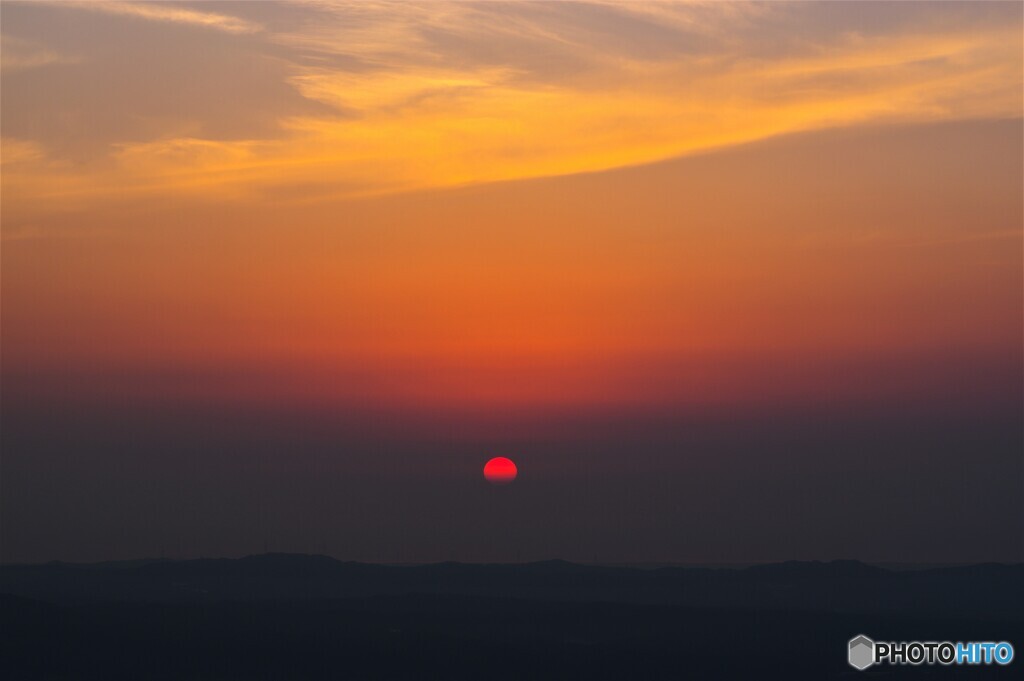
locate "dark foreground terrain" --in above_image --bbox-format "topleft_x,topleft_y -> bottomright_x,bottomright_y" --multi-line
2,555 -> 1021,679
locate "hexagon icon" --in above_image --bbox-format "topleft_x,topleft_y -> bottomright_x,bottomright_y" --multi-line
848,635 -> 875,670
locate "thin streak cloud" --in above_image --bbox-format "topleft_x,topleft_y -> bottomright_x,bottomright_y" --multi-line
51,1 -> 261,35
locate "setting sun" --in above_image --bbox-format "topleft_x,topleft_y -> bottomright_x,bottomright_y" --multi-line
483,457 -> 518,485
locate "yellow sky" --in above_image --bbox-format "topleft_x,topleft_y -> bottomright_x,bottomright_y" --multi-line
2,1 -> 1022,411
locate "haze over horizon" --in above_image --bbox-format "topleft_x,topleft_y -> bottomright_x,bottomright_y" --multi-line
2,1 -> 1021,566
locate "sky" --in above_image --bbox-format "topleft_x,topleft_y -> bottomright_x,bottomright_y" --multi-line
1,1 -> 1022,565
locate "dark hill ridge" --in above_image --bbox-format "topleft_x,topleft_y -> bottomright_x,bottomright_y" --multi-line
3,556 -> 1023,680
1,554 -> 1020,619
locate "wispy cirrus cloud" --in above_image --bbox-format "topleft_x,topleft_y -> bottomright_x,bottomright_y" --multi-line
49,1 -> 261,34
0,34 -> 79,71
2,1 -> 1021,211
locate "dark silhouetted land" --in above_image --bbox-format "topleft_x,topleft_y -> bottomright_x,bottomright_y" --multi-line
2,554 -> 1021,679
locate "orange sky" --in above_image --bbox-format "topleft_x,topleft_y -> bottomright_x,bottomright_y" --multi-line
2,0 -> 1022,413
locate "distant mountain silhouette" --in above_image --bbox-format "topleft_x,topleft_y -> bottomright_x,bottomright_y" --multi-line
3,555 -> 1022,680
2,553 -> 1020,618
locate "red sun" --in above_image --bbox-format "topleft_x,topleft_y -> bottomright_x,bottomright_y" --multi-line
483,457 -> 518,485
